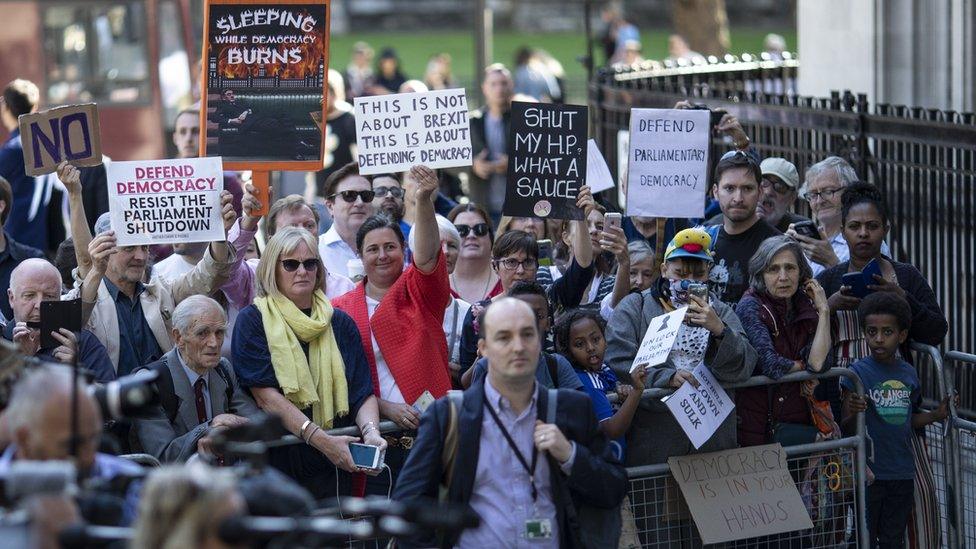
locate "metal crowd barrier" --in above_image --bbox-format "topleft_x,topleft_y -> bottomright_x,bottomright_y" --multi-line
620,367 -> 868,548
911,342 -> 955,548
945,350 -> 976,549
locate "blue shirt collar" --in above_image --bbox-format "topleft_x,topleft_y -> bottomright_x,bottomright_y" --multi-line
176,349 -> 209,388
104,277 -> 145,302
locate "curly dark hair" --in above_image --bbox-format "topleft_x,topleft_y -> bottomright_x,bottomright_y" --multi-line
552,307 -> 606,357
858,291 -> 912,332
841,181 -> 889,227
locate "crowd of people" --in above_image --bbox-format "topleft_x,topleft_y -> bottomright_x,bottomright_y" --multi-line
0,34 -> 955,549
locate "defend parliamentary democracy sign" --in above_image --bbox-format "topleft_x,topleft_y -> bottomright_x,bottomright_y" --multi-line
503,102 -> 587,220
107,157 -> 225,246
354,88 -> 471,175
626,108 -> 710,218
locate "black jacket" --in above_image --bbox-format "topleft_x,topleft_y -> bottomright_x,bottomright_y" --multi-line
392,378 -> 628,548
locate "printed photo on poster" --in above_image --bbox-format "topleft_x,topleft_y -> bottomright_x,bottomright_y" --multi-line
202,2 -> 329,165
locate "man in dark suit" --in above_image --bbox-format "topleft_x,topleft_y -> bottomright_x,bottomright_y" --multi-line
393,298 -> 627,548
466,64 -> 513,221
134,295 -> 259,463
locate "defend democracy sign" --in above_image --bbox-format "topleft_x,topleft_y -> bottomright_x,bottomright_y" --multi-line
668,444 -> 813,543
19,104 -> 102,176
662,363 -> 734,449
626,108 -> 710,218
631,307 -> 687,372
503,102 -> 587,220
354,88 -> 471,175
107,158 -> 225,246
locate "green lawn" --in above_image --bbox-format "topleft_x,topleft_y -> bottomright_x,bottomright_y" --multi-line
328,28 -> 796,95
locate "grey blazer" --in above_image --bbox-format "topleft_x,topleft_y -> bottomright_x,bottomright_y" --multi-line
134,348 -> 260,463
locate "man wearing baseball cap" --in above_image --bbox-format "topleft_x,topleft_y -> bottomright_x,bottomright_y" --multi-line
706,157 -> 811,233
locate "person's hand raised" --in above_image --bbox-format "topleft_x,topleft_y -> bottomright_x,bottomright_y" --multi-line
88,231 -> 119,275
410,165 -> 439,201
56,161 -> 82,196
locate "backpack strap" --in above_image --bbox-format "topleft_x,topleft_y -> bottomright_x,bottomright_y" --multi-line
546,388 -> 558,424
440,390 -> 464,500
213,359 -> 236,413
545,353 -> 559,389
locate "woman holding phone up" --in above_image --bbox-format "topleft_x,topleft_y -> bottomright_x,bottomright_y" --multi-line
734,235 -> 832,447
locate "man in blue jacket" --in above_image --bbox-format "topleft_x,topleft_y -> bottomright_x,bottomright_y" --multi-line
394,298 -> 627,548
0,79 -> 47,251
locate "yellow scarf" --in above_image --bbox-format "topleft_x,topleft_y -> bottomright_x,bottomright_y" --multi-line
254,290 -> 349,427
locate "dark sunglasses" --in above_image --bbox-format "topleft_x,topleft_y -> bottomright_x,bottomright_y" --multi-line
455,223 -> 489,238
329,190 -> 375,203
280,258 -> 320,272
374,186 -> 404,199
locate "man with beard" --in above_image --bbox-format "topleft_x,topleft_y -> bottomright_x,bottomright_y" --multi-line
706,157 -> 810,233
707,151 -> 781,305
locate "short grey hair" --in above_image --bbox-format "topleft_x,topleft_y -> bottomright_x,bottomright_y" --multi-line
171,295 -> 227,335
627,240 -> 654,265
6,364 -> 85,433
408,215 -> 459,251
748,235 -> 813,295
800,156 -> 858,199
9,258 -> 60,295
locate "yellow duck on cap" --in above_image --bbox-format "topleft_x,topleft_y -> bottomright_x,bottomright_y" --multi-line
664,228 -> 714,262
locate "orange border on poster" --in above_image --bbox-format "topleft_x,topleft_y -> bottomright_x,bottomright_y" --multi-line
198,0 -> 330,172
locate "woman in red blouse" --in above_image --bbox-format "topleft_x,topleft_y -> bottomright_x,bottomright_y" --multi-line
332,164 -> 450,494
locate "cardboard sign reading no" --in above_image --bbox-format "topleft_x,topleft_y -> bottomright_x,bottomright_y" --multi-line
19,104 -> 102,176
668,444 -> 813,543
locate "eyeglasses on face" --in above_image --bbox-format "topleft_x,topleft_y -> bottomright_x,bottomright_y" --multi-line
760,176 -> 791,195
805,187 -> 844,202
493,257 -> 538,271
329,190 -> 375,203
455,223 -> 490,238
280,258 -> 320,272
373,186 -> 404,199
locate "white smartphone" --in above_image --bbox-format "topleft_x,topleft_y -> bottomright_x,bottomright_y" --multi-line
349,443 -> 383,469
605,212 -> 622,232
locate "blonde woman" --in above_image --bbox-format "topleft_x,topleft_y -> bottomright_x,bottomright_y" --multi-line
132,465 -> 244,549
231,227 -> 385,500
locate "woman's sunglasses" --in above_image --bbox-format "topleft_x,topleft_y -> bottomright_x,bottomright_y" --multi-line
329,190 -> 375,203
455,223 -> 489,238
280,258 -> 320,272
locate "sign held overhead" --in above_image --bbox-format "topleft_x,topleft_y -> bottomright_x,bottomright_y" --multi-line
19,104 -> 102,176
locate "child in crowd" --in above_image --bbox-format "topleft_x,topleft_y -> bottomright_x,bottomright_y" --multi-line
554,308 -> 646,461
841,292 -> 951,549
554,307 -> 645,548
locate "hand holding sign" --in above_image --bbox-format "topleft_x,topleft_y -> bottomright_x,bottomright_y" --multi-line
56,161 -> 82,196
88,232 -> 119,276
220,190 -> 236,235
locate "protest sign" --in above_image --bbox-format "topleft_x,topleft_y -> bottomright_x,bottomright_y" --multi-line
663,363 -> 735,449
503,102 -> 587,220
19,104 -> 102,176
201,0 -> 330,171
354,88 -> 471,175
626,108 -> 710,218
668,444 -> 813,543
107,157 -> 225,247
631,307 -> 687,372
586,139 -> 614,194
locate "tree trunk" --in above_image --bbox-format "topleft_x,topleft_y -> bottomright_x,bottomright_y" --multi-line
671,0 -> 731,57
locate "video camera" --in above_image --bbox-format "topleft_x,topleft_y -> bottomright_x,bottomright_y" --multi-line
89,368 -> 160,422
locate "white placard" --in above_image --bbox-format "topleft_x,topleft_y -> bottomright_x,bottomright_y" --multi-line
107,157 -> 225,246
616,129 -> 629,208
631,307 -> 687,372
625,108 -> 710,218
663,363 -> 735,449
354,88 -> 471,175
586,139 -> 614,193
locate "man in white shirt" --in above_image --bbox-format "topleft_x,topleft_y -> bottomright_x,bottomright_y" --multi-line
318,162 -> 375,278
153,241 -> 207,284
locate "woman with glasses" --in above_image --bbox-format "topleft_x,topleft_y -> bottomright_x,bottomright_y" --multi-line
790,156 -> 889,276
456,187 -> 598,372
332,165 -> 451,495
446,203 -> 500,303
231,227 -> 385,501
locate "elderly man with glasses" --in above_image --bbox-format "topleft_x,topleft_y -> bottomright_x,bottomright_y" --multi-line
788,156 -> 890,276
